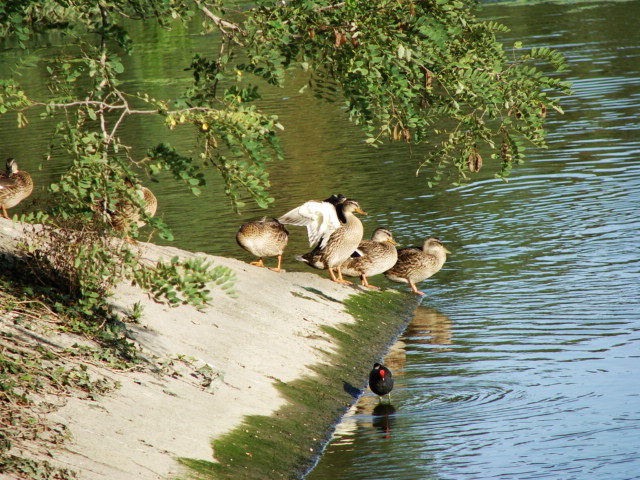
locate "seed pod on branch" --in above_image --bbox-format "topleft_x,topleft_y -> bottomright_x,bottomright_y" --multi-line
467,148 -> 482,172
425,69 -> 433,89
500,141 -> 511,162
334,29 -> 341,47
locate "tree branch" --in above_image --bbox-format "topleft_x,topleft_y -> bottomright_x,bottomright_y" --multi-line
200,6 -> 246,44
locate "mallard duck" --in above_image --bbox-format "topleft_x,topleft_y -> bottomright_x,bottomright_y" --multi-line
104,184 -> 158,234
340,228 -> 398,289
369,363 -> 394,403
0,158 -> 34,218
278,195 -> 345,249
384,237 -> 450,295
278,197 -> 367,283
236,217 -> 289,272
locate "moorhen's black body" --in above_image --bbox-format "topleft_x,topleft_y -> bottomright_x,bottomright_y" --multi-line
369,362 -> 394,403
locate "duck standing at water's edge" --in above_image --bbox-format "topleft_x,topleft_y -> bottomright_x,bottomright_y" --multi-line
384,237 -> 450,295
0,158 -> 33,218
340,228 -> 398,289
278,196 -> 367,284
236,217 -> 289,272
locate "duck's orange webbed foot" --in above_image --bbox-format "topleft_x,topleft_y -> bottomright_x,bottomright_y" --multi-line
250,258 -> 266,268
268,255 -> 284,272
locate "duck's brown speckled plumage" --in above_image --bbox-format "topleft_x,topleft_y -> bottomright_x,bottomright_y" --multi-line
236,217 -> 289,271
340,228 -> 398,289
384,237 -> 450,295
107,186 -> 158,233
281,198 -> 367,283
0,158 -> 33,218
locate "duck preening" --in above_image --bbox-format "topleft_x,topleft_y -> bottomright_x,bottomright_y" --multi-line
0,158 -> 33,218
97,183 -> 157,241
236,217 -> 289,272
384,237 -> 450,295
279,195 -> 367,284
369,362 -> 394,403
340,228 -> 398,289
108,186 -> 158,232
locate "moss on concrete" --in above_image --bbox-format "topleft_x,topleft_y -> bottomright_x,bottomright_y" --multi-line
177,289 -> 418,480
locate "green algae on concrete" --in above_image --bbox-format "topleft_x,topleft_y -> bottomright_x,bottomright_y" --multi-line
177,289 -> 418,480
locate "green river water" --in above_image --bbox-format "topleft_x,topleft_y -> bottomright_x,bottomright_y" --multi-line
1,1 -> 639,479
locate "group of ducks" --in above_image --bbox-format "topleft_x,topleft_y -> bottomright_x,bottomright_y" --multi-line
3,161 -> 400,402
0,157 -> 157,234
2,158 -> 449,297
238,194 -> 426,402
236,193 -> 450,295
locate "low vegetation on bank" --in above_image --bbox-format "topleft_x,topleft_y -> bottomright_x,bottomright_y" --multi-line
0,222 -> 236,479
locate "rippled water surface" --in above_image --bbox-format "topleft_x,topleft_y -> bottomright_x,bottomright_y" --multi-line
1,1 -> 639,479
306,1 -> 640,479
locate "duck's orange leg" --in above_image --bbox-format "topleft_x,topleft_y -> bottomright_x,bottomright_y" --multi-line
334,267 -> 352,285
269,255 -> 283,272
250,258 -> 265,268
328,267 -> 339,282
361,275 -> 380,290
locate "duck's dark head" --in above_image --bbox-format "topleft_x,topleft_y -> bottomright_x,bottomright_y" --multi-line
5,158 -> 18,175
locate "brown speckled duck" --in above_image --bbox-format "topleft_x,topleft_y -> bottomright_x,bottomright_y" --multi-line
107,185 -> 158,234
384,237 -> 450,295
0,158 -> 33,218
340,228 -> 398,289
236,217 -> 289,272
279,197 -> 367,283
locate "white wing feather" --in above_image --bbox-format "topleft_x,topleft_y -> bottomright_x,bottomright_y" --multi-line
278,201 -> 341,248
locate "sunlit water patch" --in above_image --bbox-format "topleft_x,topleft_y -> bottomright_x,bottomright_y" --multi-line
307,1 -> 640,479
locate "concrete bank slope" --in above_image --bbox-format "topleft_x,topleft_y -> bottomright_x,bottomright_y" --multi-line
0,219 -> 418,480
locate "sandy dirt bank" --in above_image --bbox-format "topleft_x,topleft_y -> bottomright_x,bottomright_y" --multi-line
0,219 -> 411,479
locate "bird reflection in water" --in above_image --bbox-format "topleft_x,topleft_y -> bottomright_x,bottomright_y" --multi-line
405,305 -> 453,349
364,306 -> 452,439
331,306 -> 453,444
372,403 -> 396,439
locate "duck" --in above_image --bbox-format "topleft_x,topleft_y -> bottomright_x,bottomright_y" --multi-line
278,196 -> 367,284
278,194 -> 346,249
102,183 -> 158,235
340,228 -> 398,289
236,217 -> 289,272
0,158 -> 34,218
384,237 -> 450,295
369,362 -> 394,403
